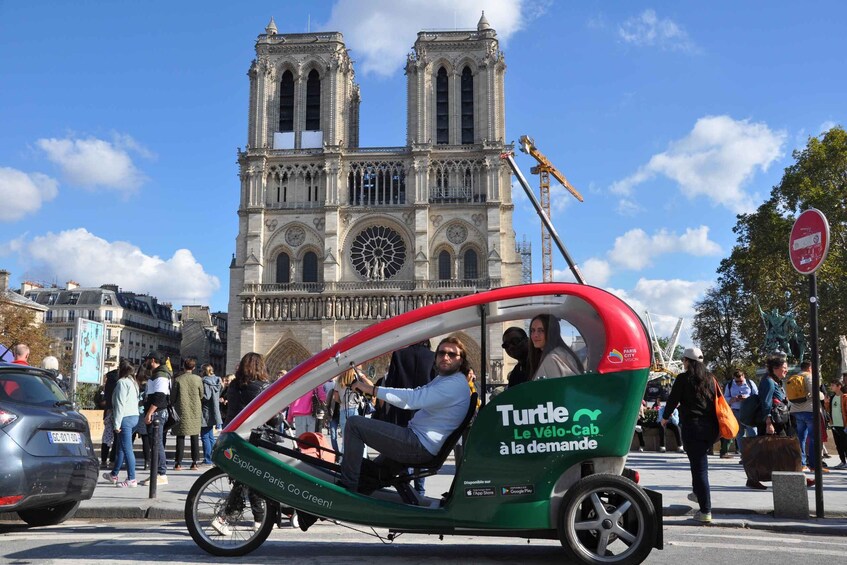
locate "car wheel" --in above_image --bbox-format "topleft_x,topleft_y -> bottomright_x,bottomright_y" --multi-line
185,467 -> 277,557
558,474 -> 656,565
17,500 -> 81,526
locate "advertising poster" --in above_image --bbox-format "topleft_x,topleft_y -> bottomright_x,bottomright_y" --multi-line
74,318 -> 105,384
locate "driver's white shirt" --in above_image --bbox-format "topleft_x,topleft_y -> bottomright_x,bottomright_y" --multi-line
376,372 -> 470,455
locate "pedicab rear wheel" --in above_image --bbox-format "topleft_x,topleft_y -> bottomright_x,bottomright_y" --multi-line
558,473 -> 656,565
185,466 -> 278,556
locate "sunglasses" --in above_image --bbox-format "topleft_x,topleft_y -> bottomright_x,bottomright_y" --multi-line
436,350 -> 461,359
502,338 -> 525,349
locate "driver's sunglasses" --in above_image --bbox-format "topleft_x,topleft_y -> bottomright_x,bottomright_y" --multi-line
502,338 -> 524,349
436,350 -> 461,359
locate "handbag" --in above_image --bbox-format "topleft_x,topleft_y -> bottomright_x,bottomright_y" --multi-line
311,390 -> 326,421
165,403 -> 180,429
714,379 -> 739,440
742,435 -> 802,482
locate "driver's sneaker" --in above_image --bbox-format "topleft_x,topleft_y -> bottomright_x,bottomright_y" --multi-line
211,516 -> 231,536
693,511 -> 712,523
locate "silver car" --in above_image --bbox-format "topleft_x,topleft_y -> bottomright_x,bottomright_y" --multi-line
0,363 -> 98,525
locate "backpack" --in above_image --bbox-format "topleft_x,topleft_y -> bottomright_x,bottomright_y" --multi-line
786,373 -> 810,404
738,394 -> 762,427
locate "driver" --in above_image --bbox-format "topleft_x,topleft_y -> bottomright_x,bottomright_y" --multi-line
339,336 -> 471,493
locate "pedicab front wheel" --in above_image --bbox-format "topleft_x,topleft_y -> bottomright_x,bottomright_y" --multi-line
558,473 -> 656,565
185,466 -> 278,556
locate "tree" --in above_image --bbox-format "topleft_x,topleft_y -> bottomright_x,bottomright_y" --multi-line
692,277 -> 751,379
0,303 -> 56,366
696,126 -> 847,376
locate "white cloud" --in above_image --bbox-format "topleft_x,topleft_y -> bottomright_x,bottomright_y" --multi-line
608,277 -> 711,341
323,0 -> 532,77
611,115 -> 786,213
13,228 -> 219,305
576,258 -> 611,285
36,134 -> 150,193
610,226 -> 721,271
615,198 -> 644,216
0,167 -> 59,221
618,9 -> 697,53
818,120 -> 837,135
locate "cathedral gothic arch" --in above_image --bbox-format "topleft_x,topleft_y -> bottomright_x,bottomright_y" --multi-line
265,337 -> 312,374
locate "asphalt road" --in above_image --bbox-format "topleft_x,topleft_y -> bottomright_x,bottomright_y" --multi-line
2,518 -> 846,564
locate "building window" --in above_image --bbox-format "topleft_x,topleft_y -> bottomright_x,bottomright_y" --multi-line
68,293 -> 79,305
436,67 -> 449,144
305,69 -> 321,131
302,251 -> 318,283
438,250 -> 452,280
105,310 -> 113,321
461,66 -> 474,144
68,310 -> 76,321
463,249 -> 479,280
276,172 -> 289,203
65,328 -> 73,341
88,310 -> 95,320
279,70 -> 294,132
276,252 -> 290,283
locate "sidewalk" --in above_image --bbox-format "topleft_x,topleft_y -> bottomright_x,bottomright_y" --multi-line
7,441 -> 847,534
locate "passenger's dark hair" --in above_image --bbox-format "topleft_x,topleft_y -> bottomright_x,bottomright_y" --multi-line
118,360 -> 135,380
436,336 -> 471,375
234,352 -> 270,386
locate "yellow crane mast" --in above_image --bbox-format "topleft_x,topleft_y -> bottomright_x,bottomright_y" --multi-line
518,135 -> 584,282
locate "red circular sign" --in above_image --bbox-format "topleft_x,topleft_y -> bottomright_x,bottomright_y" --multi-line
789,208 -> 830,274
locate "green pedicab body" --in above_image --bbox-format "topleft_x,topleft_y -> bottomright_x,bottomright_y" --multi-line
212,368 -> 648,531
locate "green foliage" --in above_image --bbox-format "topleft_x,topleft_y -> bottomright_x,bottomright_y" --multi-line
694,126 -> 847,376
74,383 -> 99,409
0,303 -> 56,366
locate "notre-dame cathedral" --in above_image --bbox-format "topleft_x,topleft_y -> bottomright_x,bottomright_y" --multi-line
227,14 -> 524,381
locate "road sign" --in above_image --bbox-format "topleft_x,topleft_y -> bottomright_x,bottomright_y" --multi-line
789,208 -> 830,274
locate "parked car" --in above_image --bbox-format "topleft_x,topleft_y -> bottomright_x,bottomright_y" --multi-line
0,363 -> 98,526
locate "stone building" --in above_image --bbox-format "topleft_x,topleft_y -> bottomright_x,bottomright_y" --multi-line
23,282 -> 181,375
227,14 -> 522,381
180,305 -> 227,376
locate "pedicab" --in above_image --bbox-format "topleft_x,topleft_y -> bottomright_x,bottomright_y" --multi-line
185,282 -> 663,565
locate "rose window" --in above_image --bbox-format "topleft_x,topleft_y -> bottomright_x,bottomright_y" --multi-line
350,226 -> 406,281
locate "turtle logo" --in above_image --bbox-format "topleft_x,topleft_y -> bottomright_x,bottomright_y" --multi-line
224,448 -> 234,460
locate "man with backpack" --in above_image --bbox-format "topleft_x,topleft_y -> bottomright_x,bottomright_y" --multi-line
787,361 -> 826,473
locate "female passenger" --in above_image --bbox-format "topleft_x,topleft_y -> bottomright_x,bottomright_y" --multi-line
527,313 -> 583,380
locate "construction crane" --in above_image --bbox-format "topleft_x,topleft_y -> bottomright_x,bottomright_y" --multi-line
500,148 -> 585,285
518,135 -> 584,283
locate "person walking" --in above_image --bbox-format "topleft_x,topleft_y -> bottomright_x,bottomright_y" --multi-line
662,347 -> 720,523
200,363 -> 223,466
102,361 -> 139,487
172,357 -> 203,470
212,352 -> 273,535
286,384 -> 327,434
827,380 -> 847,469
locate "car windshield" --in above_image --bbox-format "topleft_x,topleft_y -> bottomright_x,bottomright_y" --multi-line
0,371 -> 67,407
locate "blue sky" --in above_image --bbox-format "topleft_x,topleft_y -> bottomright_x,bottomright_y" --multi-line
1,1 -> 844,344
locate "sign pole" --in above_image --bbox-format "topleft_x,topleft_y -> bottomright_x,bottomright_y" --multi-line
808,274 -> 823,518
788,208 -> 830,519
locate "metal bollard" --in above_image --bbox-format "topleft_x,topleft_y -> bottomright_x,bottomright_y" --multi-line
148,415 -> 158,499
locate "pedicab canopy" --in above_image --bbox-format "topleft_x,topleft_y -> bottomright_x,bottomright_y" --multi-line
227,283 -> 651,436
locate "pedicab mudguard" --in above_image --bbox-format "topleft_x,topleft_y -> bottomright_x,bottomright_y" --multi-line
644,487 -> 663,549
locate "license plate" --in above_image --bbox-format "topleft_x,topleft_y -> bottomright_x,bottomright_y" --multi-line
48,431 -> 81,444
